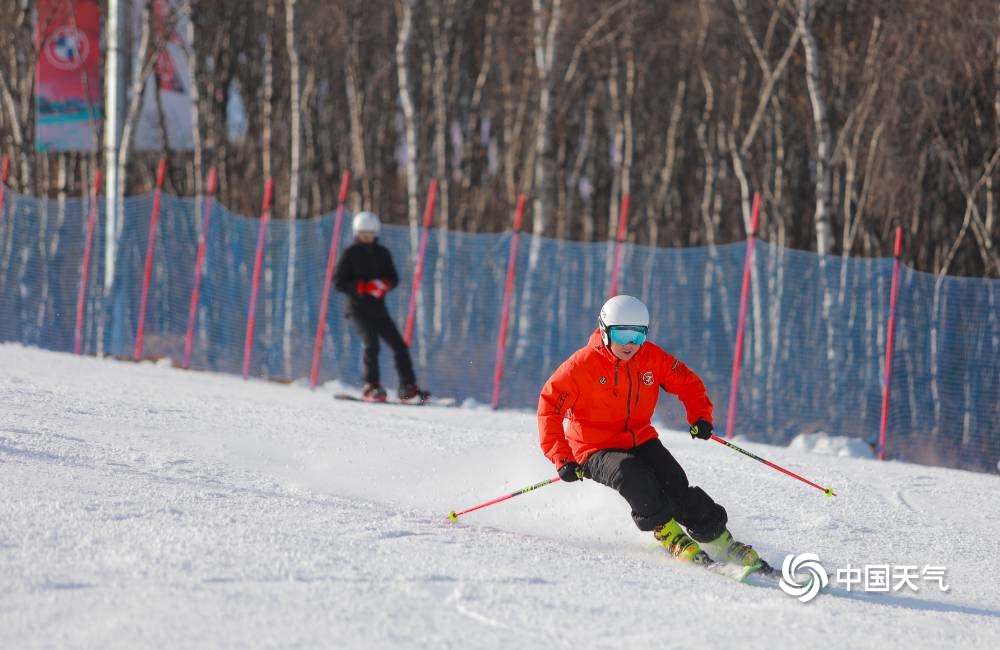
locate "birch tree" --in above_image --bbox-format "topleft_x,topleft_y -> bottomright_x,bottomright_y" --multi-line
282,0 -> 302,377
513,0 -> 562,363
395,0 -> 419,239
798,0 -> 833,256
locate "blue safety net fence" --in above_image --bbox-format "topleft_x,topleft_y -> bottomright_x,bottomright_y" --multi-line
1,186 -> 998,473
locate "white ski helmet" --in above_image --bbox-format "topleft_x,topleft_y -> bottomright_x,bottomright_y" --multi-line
352,211 -> 381,236
599,295 -> 650,346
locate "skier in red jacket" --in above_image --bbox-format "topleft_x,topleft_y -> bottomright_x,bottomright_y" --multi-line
538,295 -> 763,570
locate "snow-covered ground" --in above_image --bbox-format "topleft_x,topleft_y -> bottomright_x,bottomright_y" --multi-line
2,343 -> 999,649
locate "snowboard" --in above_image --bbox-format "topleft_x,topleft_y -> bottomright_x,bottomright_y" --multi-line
333,393 -> 457,407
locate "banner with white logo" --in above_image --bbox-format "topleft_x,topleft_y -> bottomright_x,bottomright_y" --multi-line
34,0 -> 103,151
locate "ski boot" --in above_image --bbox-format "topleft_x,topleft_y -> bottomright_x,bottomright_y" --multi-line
703,530 -> 765,571
362,383 -> 388,403
398,382 -> 431,404
654,519 -> 711,565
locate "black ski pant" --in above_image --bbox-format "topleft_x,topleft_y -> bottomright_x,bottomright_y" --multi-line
582,437 -> 727,542
348,308 -> 416,387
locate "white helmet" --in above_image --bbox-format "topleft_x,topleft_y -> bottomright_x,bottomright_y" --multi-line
352,211 -> 381,236
599,295 -> 650,346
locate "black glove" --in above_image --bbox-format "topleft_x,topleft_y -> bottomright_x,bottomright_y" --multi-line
558,461 -> 584,482
689,419 -> 714,440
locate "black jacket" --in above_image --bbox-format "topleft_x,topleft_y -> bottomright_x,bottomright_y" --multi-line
333,238 -> 401,315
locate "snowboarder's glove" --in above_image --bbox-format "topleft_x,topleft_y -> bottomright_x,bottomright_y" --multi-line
366,278 -> 390,299
689,419 -> 713,440
357,278 -> 390,299
558,461 -> 585,482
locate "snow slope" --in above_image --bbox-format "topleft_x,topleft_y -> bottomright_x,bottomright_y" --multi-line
1,343 -> 998,649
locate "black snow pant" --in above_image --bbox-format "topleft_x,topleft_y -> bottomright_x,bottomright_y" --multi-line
582,437 -> 728,542
348,305 -> 416,387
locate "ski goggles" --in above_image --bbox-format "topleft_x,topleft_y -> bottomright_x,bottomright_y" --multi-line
608,325 -> 648,346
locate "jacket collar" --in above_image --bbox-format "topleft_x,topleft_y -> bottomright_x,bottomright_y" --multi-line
588,328 -> 620,364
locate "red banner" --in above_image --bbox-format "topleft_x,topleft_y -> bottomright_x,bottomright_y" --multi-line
35,0 -> 102,152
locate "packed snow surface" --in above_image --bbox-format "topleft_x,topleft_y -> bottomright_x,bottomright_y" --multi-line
1,344 -> 998,649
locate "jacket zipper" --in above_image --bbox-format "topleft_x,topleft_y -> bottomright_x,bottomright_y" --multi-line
615,358 -> 637,448
624,362 -> 637,447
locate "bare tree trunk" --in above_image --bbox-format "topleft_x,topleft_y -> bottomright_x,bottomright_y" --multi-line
35,154 -> 66,330
262,0 -> 275,183
514,0 -> 562,363
697,100 -> 718,365
344,50 -> 370,207
798,0 -> 833,255
431,0 -> 455,343
118,1 -> 157,204
992,2 -> 1000,238
783,0 -> 836,427
302,67 -> 320,212
836,17 -> 882,259
936,144 -> 1000,276
622,17 -> 635,215
283,0 -> 302,378
653,78 -> 686,245
696,20 -> 716,247
529,0 -> 561,239
456,0 -> 498,230
568,93 -> 596,241
186,8 -> 204,198
765,92 -> 787,426
396,0 -> 419,239
606,45 -> 622,287
729,0 -> 801,232
0,0 -> 34,191
0,71 -> 27,190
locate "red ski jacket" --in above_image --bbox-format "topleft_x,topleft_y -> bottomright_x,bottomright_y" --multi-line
538,329 -> 714,469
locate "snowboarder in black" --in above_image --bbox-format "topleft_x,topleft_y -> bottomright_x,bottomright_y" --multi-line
333,211 -> 429,403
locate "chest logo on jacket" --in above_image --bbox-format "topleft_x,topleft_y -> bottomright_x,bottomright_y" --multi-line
642,371 -> 654,386
599,377 -> 607,384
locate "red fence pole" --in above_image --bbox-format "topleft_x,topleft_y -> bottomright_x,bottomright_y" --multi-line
134,158 -> 167,361
491,194 -> 526,410
404,179 -> 438,347
74,169 -> 103,355
183,166 -> 218,369
0,153 -> 10,230
608,193 -> 631,298
242,177 -> 273,379
725,192 -> 761,439
310,170 -> 351,389
878,226 -> 904,460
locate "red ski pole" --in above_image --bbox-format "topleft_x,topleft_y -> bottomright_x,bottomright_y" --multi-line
608,193 -> 630,298
491,193 -> 526,409
74,168 -> 103,355
183,166 -> 218,369
726,191 -> 760,439
135,157 -> 167,361
404,179 -> 438,346
242,177 -> 273,379
0,153 -> 10,230
710,435 -> 836,496
448,476 -> 561,521
310,170 -> 351,389
877,227 -> 904,461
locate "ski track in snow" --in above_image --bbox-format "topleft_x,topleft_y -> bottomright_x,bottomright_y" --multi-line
1,343 -> 999,649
